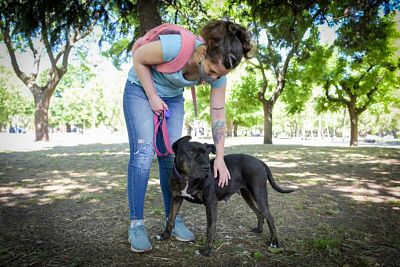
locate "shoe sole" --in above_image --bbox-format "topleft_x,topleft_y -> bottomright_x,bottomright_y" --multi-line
128,238 -> 152,253
172,233 -> 194,242
130,245 -> 152,253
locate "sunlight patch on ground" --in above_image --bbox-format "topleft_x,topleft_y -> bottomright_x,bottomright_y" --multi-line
293,177 -> 333,186
329,174 -> 351,180
47,151 -> 129,157
331,186 -> 380,195
329,183 -> 400,204
267,161 -> 298,168
285,172 -> 318,178
0,173 -> 122,206
148,178 -> 161,186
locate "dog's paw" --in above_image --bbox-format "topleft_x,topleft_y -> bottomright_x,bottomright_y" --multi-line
268,240 -> 282,254
155,231 -> 171,241
251,227 -> 263,233
198,247 -> 213,256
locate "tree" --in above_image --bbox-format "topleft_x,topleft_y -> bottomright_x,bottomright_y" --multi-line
0,66 -> 32,131
48,64 -> 94,131
0,0 -> 138,141
226,71 -> 263,136
226,0 -> 330,144
0,1 -> 104,140
315,2 -> 399,146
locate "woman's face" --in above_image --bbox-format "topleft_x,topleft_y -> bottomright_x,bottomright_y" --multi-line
198,58 -> 230,84
203,59 -> 230,80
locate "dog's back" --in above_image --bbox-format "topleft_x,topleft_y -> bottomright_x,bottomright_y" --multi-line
211,154 -> 294,198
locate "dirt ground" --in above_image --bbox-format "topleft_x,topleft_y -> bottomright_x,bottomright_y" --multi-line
0,139 -> 399,266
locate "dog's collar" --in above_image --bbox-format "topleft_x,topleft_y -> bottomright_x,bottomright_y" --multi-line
173,163 -> 186,181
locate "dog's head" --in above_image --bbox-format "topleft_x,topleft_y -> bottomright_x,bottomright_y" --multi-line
172,136 -> 216,179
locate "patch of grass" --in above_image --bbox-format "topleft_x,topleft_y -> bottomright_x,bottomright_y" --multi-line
1,141 -> 399,266
48,195 -> 67,201
393,239 -> 400,250
311,236 -> 341,256
253,251 -> 263,261
323,207 -> 342,216
79,193 -> 105,202
388,199 -> 400,206
151,207 -> 163,215
0,247 -> 9,257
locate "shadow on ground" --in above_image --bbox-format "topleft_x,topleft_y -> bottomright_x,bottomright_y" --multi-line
1,143 -> 399,266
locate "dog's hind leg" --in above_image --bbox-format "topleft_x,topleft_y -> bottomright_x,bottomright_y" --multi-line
240,189 -> 264,233
252,189 -> 279,248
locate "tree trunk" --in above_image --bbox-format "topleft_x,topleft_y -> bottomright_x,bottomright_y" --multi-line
348,103 -> 358,147
33,93 -> 50,141
342,108 -> 346,141
318,118 -> 322,140
226,121 -> 233,137
263,102 -> 273,144
137,0 -> 162,36
233,123 -> 238,137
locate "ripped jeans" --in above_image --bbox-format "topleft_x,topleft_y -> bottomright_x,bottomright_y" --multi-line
123,80 -> 184,220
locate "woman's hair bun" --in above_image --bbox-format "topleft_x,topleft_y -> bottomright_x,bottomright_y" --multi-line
201,20 -> 254,69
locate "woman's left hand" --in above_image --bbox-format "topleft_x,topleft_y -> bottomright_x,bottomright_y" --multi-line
213,156 -> 231,187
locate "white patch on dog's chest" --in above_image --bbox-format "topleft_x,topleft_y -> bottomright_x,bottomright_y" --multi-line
181,184 -> 194,199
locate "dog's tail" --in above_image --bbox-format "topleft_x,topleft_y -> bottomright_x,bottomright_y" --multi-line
261,160 -> 294,194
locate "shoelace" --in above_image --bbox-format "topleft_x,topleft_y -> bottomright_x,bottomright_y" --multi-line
133,224 -> 147,236
174,216 -> 185,227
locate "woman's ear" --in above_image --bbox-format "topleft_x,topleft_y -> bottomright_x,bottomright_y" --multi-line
206,143 -> 216,154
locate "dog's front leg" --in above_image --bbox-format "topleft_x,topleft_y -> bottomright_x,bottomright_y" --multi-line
200,197 -> 218,256
160,196 -> 183,240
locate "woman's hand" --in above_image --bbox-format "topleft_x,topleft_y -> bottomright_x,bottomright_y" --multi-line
148,94 -> 168,116
213,156 -> 231,187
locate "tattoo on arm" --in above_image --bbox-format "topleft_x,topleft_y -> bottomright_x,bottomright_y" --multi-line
212,121 -> 225,145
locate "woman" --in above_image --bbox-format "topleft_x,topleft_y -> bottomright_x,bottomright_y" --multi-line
123,19 -> 252,252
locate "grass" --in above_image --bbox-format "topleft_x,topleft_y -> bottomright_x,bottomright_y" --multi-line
0,141 -> 399,266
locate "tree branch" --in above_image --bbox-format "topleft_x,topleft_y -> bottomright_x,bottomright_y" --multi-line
356,76 -> 383,114
27,37 -> 41,80
41,15 -> 58,75
255,56 -> 268,85
356,65 -> 375,85
0,20 -> 29,85
325,81 -> 348,105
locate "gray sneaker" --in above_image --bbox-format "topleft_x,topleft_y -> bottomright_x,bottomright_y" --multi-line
171,215 -> 195,242
128,221 -> 152,252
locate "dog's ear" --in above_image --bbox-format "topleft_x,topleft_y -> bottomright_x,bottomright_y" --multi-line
172,136 -> 192,153
206,143 -> 216,154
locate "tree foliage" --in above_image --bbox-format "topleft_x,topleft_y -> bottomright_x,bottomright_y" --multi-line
0,66 -> 33,131
314,1 -> 399,146
227,71 -> 263,128
0,0 -> 138,140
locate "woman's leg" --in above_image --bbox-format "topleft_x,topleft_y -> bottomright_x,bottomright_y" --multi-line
156,95 -> 194,242
156,94 -> 184,217
123,81 -> 155,221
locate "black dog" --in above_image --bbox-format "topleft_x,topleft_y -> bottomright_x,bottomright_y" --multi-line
159,136 -> 294,256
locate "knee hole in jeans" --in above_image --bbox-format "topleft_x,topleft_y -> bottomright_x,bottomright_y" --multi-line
132,142 -> 155,167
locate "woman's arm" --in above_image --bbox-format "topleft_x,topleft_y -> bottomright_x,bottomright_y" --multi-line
132,41 -> 168,115
210,85 -> 231,187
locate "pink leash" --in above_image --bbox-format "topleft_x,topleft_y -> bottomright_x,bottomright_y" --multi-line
153,110 -> 174,156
